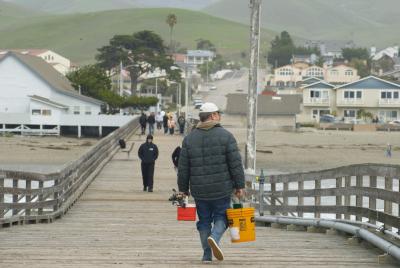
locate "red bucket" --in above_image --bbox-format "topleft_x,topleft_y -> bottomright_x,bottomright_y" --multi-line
177,204 -> 196,221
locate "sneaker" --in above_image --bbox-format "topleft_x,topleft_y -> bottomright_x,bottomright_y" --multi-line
148,188 -> 153,192
207,237 -> 223,261
201,248 -> 212,263
143,186 -> 147,191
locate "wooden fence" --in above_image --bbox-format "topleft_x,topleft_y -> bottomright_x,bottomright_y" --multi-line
246,164 -> 400,232
0,117 -> 139,227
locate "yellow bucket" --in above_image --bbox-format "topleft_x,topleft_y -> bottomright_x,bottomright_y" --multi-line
226,207 -> 256,243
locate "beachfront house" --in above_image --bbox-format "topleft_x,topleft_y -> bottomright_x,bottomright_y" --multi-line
0,52 -> 132,137
335,76 -> 400,122
185,50 -> 215,65
300,81 -> 336,121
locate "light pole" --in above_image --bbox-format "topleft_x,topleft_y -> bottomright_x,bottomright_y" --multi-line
246,0 -> 261,173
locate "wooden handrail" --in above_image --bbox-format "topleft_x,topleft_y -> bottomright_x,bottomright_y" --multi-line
0,116 -> 139,227
246,163 -> 400,233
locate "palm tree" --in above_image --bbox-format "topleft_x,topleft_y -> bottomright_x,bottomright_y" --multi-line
166,14 -> 177,52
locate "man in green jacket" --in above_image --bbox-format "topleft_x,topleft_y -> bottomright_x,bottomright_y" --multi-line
177,102 -> 245,263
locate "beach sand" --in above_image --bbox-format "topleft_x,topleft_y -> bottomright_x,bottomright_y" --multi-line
0,135 -> 98,172
222,116 -> 400,174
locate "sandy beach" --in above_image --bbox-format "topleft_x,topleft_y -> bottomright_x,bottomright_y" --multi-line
0,135 -> 98,173
222,115 -> 400,174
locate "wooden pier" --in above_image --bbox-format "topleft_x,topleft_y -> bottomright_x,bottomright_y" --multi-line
0,129 -> 398,267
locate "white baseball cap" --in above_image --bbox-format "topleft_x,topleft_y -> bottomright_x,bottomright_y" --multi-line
199,102 -> 219,113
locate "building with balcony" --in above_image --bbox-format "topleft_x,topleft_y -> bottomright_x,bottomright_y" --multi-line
300,81 -> 336,121
185,50 -> 215,65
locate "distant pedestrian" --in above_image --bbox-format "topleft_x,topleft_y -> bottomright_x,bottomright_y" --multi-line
386,143 -> 392,158
168,116 -> 176,135
138,134 -> 159,192
178,114 -> 186,134
163,113 -> 169,134
148,112 -> 156,135
139,112 -> 147,135
171,146 -> 181,172
156,112 -> 163,130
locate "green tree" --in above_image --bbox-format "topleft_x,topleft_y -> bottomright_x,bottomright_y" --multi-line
198,54 -> 227,80
166,14 -> 177,52
196,39 -> 216,52
96,30 -> 180,95
140,78 -> 168,95
342,47 -> 370,61
66,64 -> 111,98
123,96 -> 158,110
349,58 -> 370,78
267,31 -> 295,67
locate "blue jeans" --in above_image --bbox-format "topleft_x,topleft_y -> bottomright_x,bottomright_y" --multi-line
148,124 -> 154,135
195,196 -> 231,241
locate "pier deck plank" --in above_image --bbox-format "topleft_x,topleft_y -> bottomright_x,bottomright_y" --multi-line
0,132 -> 398,267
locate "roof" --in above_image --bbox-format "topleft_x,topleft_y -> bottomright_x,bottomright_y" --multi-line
225,94 -> 302,116
172,53 -> 186,63
372,47 -> 399,61
0,52 -> 103,105
302,81 -> 335,89
336,76 -> 400,90
29,95 -> 69,109
300,77 -> 322,85
187,50 -> 215,57
0,49 -> 49,56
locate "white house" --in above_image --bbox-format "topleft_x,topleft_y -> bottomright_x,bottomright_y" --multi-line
0,49 -> 73,75
0,52 -> 132,137
185,50 -> 215,65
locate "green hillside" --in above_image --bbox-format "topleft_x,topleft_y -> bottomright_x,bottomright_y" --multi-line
204,0 -> 400,47
0,8 -> 275,64
0,1 -> 42,29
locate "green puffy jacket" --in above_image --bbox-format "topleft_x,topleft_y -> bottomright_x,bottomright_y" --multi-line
177,123 -> 245,200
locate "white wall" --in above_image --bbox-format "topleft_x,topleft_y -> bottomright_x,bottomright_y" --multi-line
0,55 -> 101,116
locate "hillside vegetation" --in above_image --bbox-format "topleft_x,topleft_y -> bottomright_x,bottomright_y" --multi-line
204,0 -> 400,47
0,7 -> 275,64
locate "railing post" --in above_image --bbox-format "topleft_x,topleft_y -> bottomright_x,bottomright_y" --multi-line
336,177 -> 342,219
283,182 -> 288,216
315,179 -> 321,218
25,180 -> 31,216
53,179 -> 59,213
0,174 -> 4,218
298,181 -> 303,217
12,179 -> 18,216
270,180 -> 276,216
356,175 -> 363,221
344,176 -> 351,220
369,176 -> 377,224
384,177 -> 393,228
38,181 -> 44,215
258,169 -> 265,216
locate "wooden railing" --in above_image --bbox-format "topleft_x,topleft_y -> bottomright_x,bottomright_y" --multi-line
0,117 -> 139,227
246,164 -> 400,232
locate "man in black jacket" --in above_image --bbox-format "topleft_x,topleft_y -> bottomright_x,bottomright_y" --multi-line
139,112 -> 147,135
177,102 -> 245,263
147,112 -> 156,135
138,134 -> 159,192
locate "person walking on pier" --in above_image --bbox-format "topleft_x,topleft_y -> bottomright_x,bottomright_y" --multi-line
139,112 -> 147,135
155,112 -> 163,130
147,112 -> 156,135
138,134 -> 159,192
177,102 -> 245,263
163,112 -> 169,134
177,114 -> 186,135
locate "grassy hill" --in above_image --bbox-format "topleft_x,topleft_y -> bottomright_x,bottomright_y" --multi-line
5,0 -> 219,13
204,0 -> 400,47
0,8 -> 275,64
0,1 -> 42,29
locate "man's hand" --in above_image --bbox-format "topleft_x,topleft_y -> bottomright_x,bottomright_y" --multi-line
235,188 -> 245,199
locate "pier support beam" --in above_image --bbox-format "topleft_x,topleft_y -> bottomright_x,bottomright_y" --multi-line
99,126 -> 103,137
78,125 -> 81,138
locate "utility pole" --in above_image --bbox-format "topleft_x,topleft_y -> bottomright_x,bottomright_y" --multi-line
119,61 -> 123,96
155,78 -> 158,113
246,0 -> 261,173
185,66 -> 189,129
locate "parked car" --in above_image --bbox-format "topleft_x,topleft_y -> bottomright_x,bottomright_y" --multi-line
388,120 -> 400,125
194,102 -> 203,109
209,85 -> 217,90
319,114 -> 336,123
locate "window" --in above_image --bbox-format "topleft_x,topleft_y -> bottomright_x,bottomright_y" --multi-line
42,109 -> 51,116
310,90 -> 320,98
344,90 -> 361,99
278,68 -> 294,76
73,106 -> 80,115
85,106 -> 91,115
344,110 -> 356,118
394,92 -> 399,99
306,67 -> 323,77
32,109 -> 41,115
345,70 -> 353,76
330,70 -> 338,76
379,110 -> 398,121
